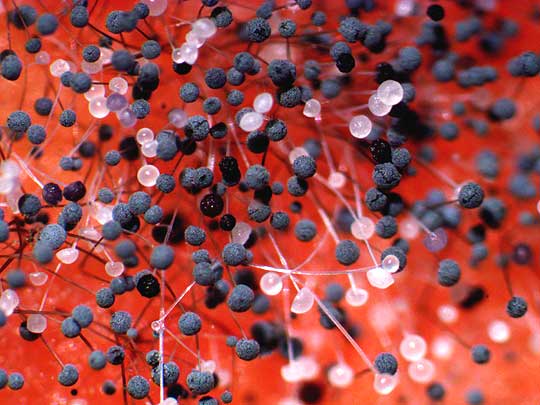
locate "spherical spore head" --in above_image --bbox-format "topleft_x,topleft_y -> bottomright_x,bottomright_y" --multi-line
58,364 -> 79,387
187,370 -> 215,395
235,338 -> 260,361
335,240 -> 360,265
227,284 -> 255,312
374,352 -> 398,375
437,259 -> 461,287
471,344 -> 491,364
178,311 -> 202,335
458,182 -> 484,209
506,296 -> 528,318
127,375 -> 150,399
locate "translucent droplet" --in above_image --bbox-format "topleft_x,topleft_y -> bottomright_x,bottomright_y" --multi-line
84,84 -> 105,101
81,60 -> 102,74
239,112 -> 264,132
368,94 -> 392,117
377,80 -> 404,106
0,289 -> 19,316
423,228 -> 448,252
27,314 -> 47,333
349,115 -> 372,139
395,0 -> 415,16
488,320 -> 510,343
351,217 -> 375,240
141,0 -> 168,16
297,356 -> 319,380
50,59 -> 70,77
138,164 -> 160,187
327,363 -> 354,388
253,93 -> 273,114
105,261 -> 125,277
56,247 -> 79,264
141,140 -> 158,158
88,96 -> 110,119
291,287 -> 314,314
328,172 -> 346,189
436,305 -> 458,324
431,335 -> 454,360
0,177 -> 16,195
373,373 -> 398,395
192,18 -> 217,39
29,272 -> 48,286
260,272 -> 283,296
281,361 -> 304,383
35,51 -> 50,65
231,222 -> 251,245
168,109 -> 188,128
99,47 -> 113,64
172,48 -> 184,63
303,99 -> 321,118
400,334 -> 427,362
137,128 -> 155,145
400,217 -> 420,239
109,77 -> 128,95
381,254 -> 400,273
367,267 -> 395,289
95,204 -> 113,224
177,43 -> 198,65
1,160 -> 20,179
106,93 -> 128,112
117,108 -> 137,128
408,359 -> 435,383
185,30 -> 205,48
345,287 -> 369,307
